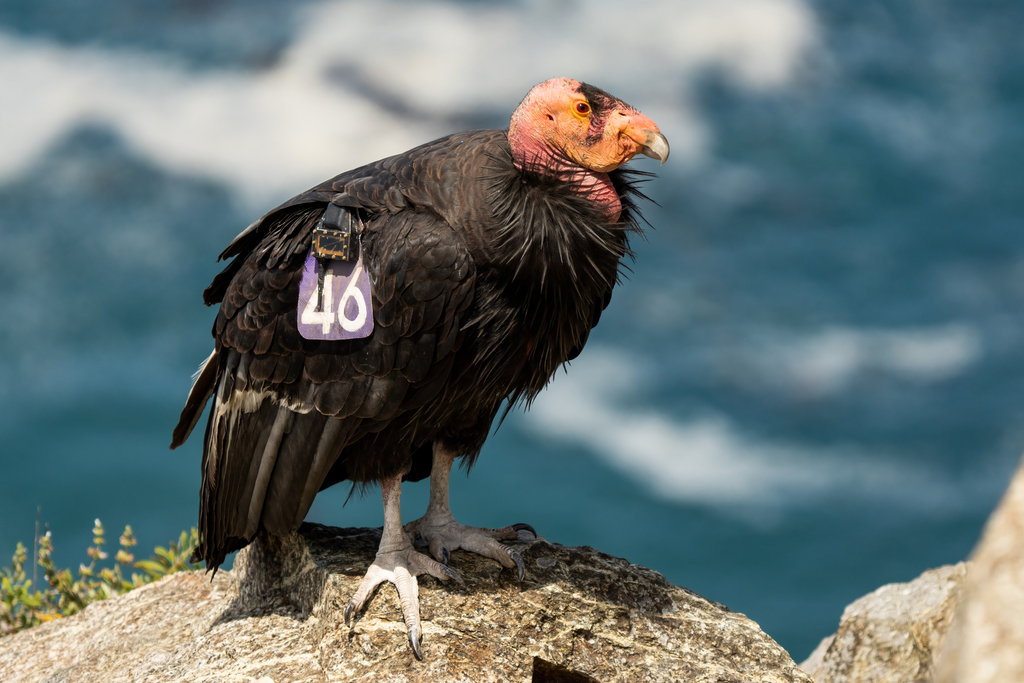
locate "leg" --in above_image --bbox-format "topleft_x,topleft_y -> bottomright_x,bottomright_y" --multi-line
344,471 -> 460,660
404,442 -> 535,580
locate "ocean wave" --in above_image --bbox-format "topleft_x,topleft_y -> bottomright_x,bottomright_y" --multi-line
757,324 -> 984,396
523,346 -> 973,514
0,0 -> 817,206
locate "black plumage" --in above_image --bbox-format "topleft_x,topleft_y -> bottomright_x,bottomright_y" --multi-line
172,94 -> 660,573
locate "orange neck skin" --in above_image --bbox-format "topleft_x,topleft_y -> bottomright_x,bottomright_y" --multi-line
509,130 -> 623,223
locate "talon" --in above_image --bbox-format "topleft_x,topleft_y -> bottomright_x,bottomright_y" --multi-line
344,600 -> 356,627
512,550 -> 525,581
512,522 -> 537,538
441,547 -> 450,565
409,624 -> 423,661
442,565 -> 463,585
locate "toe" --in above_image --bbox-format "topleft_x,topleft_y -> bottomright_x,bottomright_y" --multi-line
410,549 -> 463,584
511,550 -> 525,581
408,623 -> 423,661
484,525 -> 522,541
461,533 -> 518,571
512,522 -> 537,538
345,565 -> 388,626
442,564 -> 464,585
427,535 -> 449,565
392,564 -> 424,660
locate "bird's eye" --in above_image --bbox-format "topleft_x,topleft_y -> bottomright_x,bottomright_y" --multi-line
575,102 -> 591,115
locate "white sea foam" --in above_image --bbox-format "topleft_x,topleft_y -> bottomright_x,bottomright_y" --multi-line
0,0 -> 817,207
762,323 -> 984,395
524,347 -> 962,513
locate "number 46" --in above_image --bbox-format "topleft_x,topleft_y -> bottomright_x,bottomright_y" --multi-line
300,261 -> 369,334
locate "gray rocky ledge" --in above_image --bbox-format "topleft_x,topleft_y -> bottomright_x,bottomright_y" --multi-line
0,523 -> 810,682
800,563 -> 968,683
801,454 -> 1024,683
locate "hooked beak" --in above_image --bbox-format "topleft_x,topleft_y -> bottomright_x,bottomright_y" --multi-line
640,130 -> 670,165
618,111 -> 670,167
589,109 -> 671,172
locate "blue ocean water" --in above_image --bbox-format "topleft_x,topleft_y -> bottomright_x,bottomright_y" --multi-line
1,0 -> 1022,659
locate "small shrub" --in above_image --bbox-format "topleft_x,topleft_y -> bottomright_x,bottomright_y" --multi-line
1,520 -> 200,637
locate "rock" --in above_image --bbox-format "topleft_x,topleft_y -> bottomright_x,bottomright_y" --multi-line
934,454 -> 1024,683
799,563 -> 968,683
800,454 -> 1024,683
0,524 -> 810,682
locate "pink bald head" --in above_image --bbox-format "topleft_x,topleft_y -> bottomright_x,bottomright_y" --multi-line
509,78 -> 669,174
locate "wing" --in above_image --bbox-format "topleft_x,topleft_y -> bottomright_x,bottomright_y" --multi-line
174,182 -> 476,569
200,129 -> 506,307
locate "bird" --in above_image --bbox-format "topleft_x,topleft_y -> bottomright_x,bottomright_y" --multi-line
170,77 -> 668,659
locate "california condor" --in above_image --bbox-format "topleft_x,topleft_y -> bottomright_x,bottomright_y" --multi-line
171,77 -> 668,658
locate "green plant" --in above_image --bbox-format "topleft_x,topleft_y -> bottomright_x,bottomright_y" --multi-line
1,520 -> 200,637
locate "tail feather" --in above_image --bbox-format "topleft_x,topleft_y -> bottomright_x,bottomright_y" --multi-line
262,414 -> 353,535
194,388 -> 269,569
193,378 -> 354,570
170,347 -> 220,449
243,405 -> 294,538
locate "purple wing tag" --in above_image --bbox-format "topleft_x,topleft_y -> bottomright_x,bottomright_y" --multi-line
297,249 -> 374,340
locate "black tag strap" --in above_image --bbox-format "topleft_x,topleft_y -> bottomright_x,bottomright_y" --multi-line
315,257 -> 326,312
312,203 -> 362,312
312,203 -> 359,262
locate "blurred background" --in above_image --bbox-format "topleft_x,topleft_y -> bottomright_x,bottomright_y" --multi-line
1,0 -> 1022,659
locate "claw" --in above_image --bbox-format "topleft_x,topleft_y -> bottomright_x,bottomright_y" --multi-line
441,547 -> 450,565
512,522 -> 537,538
512,550 -> 525,581
409,624 -> 423,661
344,600 -> 355,627
442,565 -> 463,585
